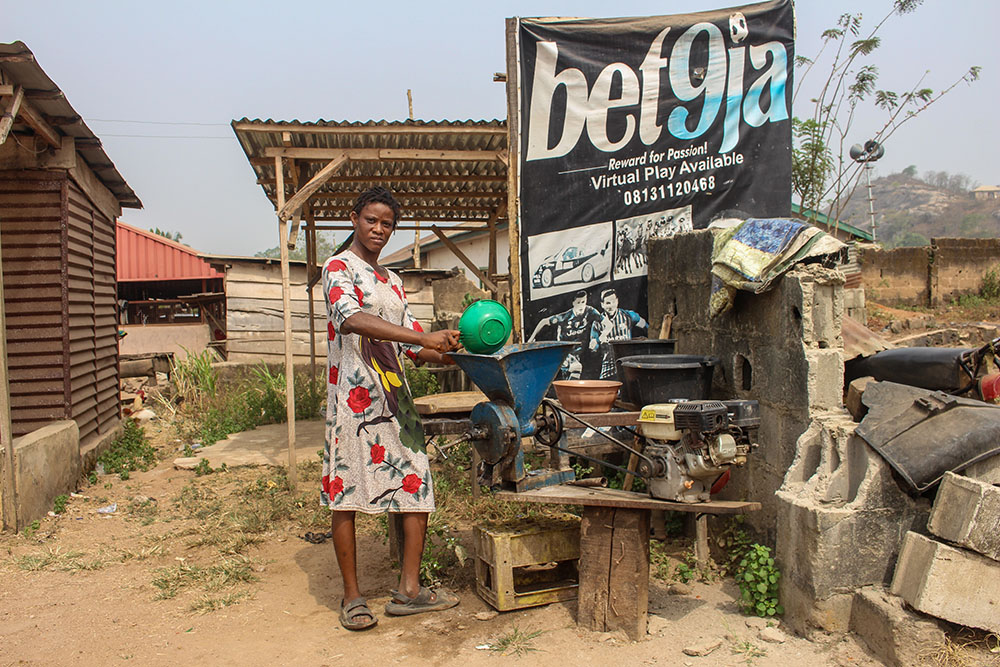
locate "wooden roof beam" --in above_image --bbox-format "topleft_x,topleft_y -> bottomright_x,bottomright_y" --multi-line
278,152 -> 348,222
312,204 -> 494,213
17,97 -> 60,149
262,146 -> 506,162
254,173 -> 506,183
273,190 -> 505,200
431,224 -> 498,292
0,86 -> 25,145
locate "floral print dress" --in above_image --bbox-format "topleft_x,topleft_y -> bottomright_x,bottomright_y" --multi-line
320,250 -> 434,513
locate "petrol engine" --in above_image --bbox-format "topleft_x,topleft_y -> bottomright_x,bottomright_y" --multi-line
636,400 -> 760,503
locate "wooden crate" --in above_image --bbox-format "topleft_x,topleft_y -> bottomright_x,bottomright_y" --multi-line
473,517 -> 580,611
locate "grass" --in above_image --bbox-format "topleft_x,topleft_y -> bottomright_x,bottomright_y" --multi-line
488,625 -> 543,656
188,591 -> 254,614
97,419 -> 157,479
925,629 -> 1000,667
151,557 -> 258,600
730,638 -> 767,665
15,547 -> 109,572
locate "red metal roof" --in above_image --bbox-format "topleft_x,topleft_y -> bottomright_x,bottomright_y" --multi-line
117,222 -> 223,282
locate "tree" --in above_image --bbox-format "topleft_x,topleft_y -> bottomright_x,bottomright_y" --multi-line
901,165 -> 917,178
150,228 -> 183,242
792,1 -> 980,231
255,230 -> 340,262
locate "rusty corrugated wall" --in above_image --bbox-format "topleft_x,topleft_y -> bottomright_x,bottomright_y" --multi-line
0,172 -> 120,444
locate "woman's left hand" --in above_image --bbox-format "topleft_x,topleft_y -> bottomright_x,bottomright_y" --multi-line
422,329 -> 461,354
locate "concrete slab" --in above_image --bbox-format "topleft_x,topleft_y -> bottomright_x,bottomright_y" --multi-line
891,531 -> 1000,633
850,586 -> 947,667
928,471 -> 1000,561
173,420 -> 326,469
14,421 -> 80,529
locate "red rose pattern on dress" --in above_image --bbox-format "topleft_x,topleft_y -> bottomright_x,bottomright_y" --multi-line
354,285 -> 365,307
329,365 -> 338,385
347,386 -> 371,413
402,474 -> 422,494
370,443 -> 385,465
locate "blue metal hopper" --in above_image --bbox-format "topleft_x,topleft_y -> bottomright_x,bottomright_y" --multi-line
451,342 -> 574,427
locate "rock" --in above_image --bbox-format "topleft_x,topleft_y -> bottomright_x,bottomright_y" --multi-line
647,614 -> 670,635
668,583 -> 692,595
744,617 -> 768,630
682,639 -> 722,656
850,586 -> 947,667
474,611 -> 498,621
758,626 -> 787,643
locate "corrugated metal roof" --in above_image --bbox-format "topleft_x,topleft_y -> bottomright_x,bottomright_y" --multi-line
0,41 -> 141,209
117,222 -> 222,282
231,118 -> 507,224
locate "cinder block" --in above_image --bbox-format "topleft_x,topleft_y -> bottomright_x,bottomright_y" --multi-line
850,586 -> 947,667
805,348 -> 844,410
846,376 -> 875,422
928,471 -> 1000,561
891,531 -> 1000,633
964,454 -> 1000,485
13,420 -> 80,529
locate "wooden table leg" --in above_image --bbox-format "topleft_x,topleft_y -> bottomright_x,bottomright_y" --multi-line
577,506 -> 650,640
693,513 -> 709,565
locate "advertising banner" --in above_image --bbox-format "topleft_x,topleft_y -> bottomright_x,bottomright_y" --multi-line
515,0 -> 793,380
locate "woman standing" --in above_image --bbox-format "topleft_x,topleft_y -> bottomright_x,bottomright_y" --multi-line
322,186 -> 460,630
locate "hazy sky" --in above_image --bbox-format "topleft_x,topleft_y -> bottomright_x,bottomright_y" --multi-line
3,1 -> 997,258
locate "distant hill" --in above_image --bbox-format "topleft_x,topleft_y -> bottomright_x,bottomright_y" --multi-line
830,172 -> 1000,247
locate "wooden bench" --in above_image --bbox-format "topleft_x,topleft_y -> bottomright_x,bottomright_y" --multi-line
498,485 -> 760,640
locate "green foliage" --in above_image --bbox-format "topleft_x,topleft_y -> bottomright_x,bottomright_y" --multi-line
193,459 -> 224,476
97,419 -> 156,478
717,516 -> 754,576
256,230 -> 339,262
22,519 -> 41,538
404,361 -> 439,398
52,494 -> 69,515
171,349 -> 219,405
150,228 -> 182,242
791,118 -> 833,211
488,625 -> 543,657
420,514 -> 464,584
736,543 -> 783,617
981,268 -> 1000,301
571,459 -> 593,479
460,292 -> 483,310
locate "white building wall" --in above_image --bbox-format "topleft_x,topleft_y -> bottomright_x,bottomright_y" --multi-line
424,234 -> 510,287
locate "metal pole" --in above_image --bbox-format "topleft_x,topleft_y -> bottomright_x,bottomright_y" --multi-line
865,162 -> 877,242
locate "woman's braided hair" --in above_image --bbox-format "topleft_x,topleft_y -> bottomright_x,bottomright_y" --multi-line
335,186 -> 402,254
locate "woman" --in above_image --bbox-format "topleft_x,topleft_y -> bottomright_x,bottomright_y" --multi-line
321,186 -> 461,630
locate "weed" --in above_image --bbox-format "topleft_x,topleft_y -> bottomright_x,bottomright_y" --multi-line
674,559 -> 695,584
171,348 -> 220,406
15,547 -> 107,572
571,460 -> 594,479
188,591 -> 253,614
924,629 -> 1000,667
730,638 -> 767,665
420,515 -> 465,584
21,520 -> 41,538
118,545 -> 166,562
403,361 -> 439,398
97,419 -> 156,478
87,471 -> 98,485
717,516 -> 753,576
127,498 -> 159,525
650,541 -> 674,581
151,557 -> 258,599
193,459 -> 226,476
736,543 -> 783,617
489,625 -> 543,657
52,494 -> 69,515
982,268 -> 1000,301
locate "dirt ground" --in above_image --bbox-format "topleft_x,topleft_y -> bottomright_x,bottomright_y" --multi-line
1,419 -> 884,667
4,298 -> 997,667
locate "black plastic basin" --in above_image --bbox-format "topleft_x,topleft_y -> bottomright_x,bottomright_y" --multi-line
619,354 -> 719,405
610,339 -> 677,384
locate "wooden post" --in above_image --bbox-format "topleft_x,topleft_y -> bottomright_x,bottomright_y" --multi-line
413,221 -> 421,269
305,205 -> 318,388
275,156 -> 298,490
578,506 -> 650,640
504,18 -> 522,341
0,222 -> 17,530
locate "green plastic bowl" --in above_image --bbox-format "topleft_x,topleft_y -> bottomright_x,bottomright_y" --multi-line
459,299 -> 512,354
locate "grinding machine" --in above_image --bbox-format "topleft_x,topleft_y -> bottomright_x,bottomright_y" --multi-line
448,343 -> 760,503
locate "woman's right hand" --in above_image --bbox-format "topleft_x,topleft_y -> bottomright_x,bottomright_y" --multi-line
422,329 -> 461,354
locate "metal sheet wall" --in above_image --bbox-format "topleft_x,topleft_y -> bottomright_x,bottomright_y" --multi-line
0,175 -> 71,436
66,179 -> 120,446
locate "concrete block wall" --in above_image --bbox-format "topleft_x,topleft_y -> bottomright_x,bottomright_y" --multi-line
857,237 -> 1000,307
856,245 -> 930,306
647,231 -> 846,542
930,237 -> 1000,306
927,472 -> 1000,561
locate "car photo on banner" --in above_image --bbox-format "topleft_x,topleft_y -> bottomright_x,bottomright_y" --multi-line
528,221 -> 613,300
613,205 -> 693,281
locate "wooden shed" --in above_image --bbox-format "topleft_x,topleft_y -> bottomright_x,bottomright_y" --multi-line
0,42 -> 141,451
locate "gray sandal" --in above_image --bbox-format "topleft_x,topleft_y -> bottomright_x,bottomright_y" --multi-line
340,597 -> 377,630
385,586 -> 459,616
